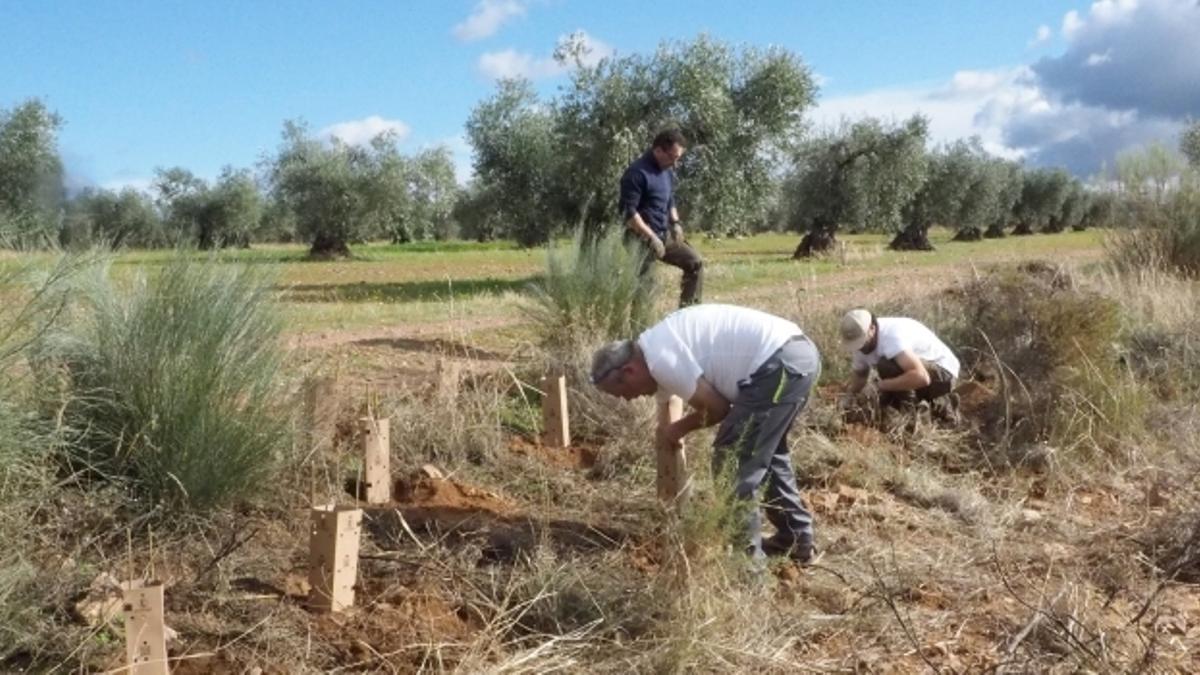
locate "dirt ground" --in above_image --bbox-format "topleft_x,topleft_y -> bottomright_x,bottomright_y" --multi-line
55,235 -> 1200,673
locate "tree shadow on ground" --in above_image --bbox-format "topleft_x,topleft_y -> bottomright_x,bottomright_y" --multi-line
280,276 -> 541,303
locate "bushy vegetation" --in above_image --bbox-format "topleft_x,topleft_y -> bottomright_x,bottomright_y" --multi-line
946,264 -> 1143,463
1106,181 -> 1200,278
38,256 -> 290,511
524,227 -> 661,348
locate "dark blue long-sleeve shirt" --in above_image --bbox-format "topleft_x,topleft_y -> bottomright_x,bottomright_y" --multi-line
618,151 -> 675,239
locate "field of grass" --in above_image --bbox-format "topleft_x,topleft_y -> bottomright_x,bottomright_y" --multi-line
83,229 -> 1102,339
6,227 -> 1200,673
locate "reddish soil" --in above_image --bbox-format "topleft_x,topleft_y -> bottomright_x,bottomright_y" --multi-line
393,475 -> 516,516
955,380 -> 997,418
507,435 -> 598,470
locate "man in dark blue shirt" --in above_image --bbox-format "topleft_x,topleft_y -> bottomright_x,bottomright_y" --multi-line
619,129 -> 704,307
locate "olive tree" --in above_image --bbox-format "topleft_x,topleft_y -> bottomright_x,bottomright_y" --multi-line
407,147 -> 460,241
787,115 -> 929,257
0,99 -> 65,247
154,166 -> 262,249
268,121 -> 376,257
1080,190 -> 1117,230
985,161 -> 1023,238
555,35 -> 817,239
465,79 -> 565,246
899,139 -> 977,249
61,188 -> 163,249
1179,119 -> 1200,171
1046,180 -> 1088,233
1012,168 -> 1072,235
951,156 -> 1013,241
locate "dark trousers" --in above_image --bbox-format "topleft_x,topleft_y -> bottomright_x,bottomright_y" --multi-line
712,337 -> 820,559
875,358 -> 956,408
626,230 -> 704,307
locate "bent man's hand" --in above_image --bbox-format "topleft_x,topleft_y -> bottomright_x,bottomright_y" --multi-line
671,223 -> 685,242
656,422 -> 684,450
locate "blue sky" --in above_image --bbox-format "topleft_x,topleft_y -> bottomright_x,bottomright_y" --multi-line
2,0 -> 1196,190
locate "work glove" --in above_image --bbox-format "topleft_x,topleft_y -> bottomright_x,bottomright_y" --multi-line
649,235 -> 666,259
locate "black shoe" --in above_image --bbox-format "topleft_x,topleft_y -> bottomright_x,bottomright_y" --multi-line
762,535 -> 817,565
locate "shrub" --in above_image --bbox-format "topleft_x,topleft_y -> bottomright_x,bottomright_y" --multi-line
1105,184 -> 1200,277
524,227 -> 661,348
40,256 -> 289,511
0,254 -> 88,662
946,263 -> 1145,462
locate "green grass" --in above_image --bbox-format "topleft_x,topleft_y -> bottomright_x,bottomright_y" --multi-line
40,256 -> 291,511
4,230 -> 1104,338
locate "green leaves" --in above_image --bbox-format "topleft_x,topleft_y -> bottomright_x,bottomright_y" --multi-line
787,115 -> 929,240
0,99 -> 65,248
465,36 -> 818,243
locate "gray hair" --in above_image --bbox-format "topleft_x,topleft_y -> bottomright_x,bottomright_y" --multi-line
589,340 -> 635,385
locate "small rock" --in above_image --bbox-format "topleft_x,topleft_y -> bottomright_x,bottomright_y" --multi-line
419,464 -> 445,480
284,573 -> 312,598
1018,508 -> 1043,529
73,573 -> 125,627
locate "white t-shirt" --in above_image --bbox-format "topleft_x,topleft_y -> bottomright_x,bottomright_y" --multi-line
851,317 -> 960,378
636,304 -> 803,403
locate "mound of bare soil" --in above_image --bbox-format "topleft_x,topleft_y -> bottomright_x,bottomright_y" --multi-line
393,474 -> 516,516
508,435 -> 598,470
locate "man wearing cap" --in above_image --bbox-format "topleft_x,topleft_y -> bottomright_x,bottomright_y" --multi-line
590,304 -> 820,565
839,309 -> 960,422
619,128 -> 704,307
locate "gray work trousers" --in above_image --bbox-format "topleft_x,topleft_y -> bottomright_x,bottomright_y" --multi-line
711,336 -> 820,559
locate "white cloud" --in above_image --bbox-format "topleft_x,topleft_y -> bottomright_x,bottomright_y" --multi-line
814,0 -> 1198,175
453,0 -> 526,42
1029,24 -> 1053,47
478,30 -> 613,81
813,67 -> 1038,160
478,49 -> 563,80
1062,10 -> 1085,39
319,115 -> 411,147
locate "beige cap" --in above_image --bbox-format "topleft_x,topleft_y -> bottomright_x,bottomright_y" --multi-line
840,309 -> 873,353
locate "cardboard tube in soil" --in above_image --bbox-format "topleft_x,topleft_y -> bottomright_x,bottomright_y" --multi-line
360,417 -> 391,505
307,505 -> 363,613
541,374 -> 570,449
123,582 -> 169,675
656,395 -> 689,507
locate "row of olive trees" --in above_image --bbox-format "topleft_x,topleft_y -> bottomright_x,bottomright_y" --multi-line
0,99 -> 460,255
460,34 -> 1142,253
782,115 -> 1129,256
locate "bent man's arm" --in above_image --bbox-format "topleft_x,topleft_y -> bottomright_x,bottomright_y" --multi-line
657,378 -> 730,448
877,350 -> 931,392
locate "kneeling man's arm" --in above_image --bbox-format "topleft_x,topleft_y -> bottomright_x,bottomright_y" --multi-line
657,378 -> 731,447
878,350 -> 931,392
847,369 -> 869,394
